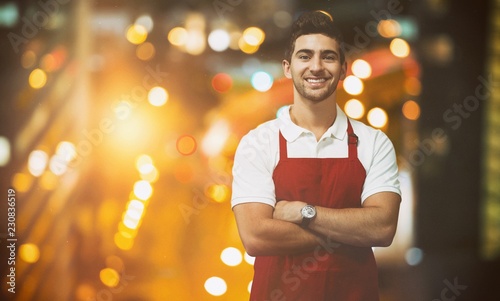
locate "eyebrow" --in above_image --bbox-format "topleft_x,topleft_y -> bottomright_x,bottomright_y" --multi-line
295,49 -> 339,56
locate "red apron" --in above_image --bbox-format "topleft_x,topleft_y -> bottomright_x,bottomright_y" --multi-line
250,120 -> 379,301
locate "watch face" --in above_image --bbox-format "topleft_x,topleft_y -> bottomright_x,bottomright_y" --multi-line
302,205 -> 316,219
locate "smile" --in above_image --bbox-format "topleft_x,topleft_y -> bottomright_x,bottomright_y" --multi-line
306,78 -> 327,83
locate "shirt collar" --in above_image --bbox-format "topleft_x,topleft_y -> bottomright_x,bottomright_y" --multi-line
278,104 -> 348,142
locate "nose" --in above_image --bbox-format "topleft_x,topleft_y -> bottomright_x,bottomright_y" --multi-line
309,55 -> 324,73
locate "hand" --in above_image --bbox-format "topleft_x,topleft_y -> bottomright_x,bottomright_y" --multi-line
273,200 -> 307,224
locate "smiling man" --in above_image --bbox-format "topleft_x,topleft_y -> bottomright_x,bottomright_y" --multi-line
231,10 -> 401,301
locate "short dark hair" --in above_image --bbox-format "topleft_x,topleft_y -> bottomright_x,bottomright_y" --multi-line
284,10 -> 345,64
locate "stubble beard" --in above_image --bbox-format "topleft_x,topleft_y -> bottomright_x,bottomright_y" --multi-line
293,77 -> 337,103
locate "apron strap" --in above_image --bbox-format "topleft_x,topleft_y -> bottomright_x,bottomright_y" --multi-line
347,119 -> 359,160
278,131 -> 288,159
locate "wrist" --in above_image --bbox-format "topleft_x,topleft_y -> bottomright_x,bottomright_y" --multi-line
300,204 -> 317,228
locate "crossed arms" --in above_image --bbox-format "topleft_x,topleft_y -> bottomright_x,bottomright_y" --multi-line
233,191 -> 401,256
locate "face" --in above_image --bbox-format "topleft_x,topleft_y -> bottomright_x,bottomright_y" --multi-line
283,34 -> 346,103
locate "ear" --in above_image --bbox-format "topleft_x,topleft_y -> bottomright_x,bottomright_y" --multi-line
282,59 -> 292,79
340,61 -> 347,81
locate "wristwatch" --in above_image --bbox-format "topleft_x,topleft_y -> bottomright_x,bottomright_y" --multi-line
300,204 -> 316,228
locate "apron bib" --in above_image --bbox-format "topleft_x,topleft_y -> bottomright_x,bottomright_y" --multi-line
250,120 -> 379,301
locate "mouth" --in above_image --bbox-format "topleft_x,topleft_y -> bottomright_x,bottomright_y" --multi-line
305,77 -> 330,87
306,78 -> 326,83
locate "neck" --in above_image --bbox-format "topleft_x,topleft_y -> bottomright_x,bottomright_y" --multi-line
290,95 -> 338,141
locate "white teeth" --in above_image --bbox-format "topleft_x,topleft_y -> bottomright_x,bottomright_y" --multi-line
306,78 -> 326,83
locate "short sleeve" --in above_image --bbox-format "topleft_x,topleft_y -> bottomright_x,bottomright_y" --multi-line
361,130 -> 401,202
231,132 -> 277,209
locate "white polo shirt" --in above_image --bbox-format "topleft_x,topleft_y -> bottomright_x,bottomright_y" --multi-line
231,105 -> 401,208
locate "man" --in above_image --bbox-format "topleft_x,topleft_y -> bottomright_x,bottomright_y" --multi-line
231,10 -> 401,301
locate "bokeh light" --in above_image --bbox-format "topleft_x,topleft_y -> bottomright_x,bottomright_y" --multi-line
405,77 -> 422,96
148,86 -> 168,107
99,268 -> 120,288
114,231 -> 134,250
202,120 -> 230,157
390,38 -> 410,58
211,73 -> 233,93
377,19 -> 402,38
29,68 -> 47,89
168,27 -> 188,46
0,136 -> 10,166
28,150 -> 49,177
206,184 -> 230,203
251,71 -> 273,92
136,42 -> 156,61
402,100 -> 421,120
185,29 -> 206,55
12,172 -> 32,193
242,27 -> 265,46
220,247 -> 243,266
56,141 -> 77,162
21,50 -> 36,69
133,180 -> 153,200
208,29 -> 230,52
40,53 -> 57,72
185,13 -> 206,55
45,46 -> 67,72
351,59 -> 372,79
126,24 -> 148,45
405,247 -> 424,266
238,37 -> 260,54
123,214 -> 141,230
177,135 -> 197,156
367,107 -> 388,128
136,154 -> 153,171
343,75 -> 364,95
128,199 -> 145,213
344,99 -> 365,119
126,200 -> 145,222
140,165 -> 159,183
138,162 -> 154,175
204,277 -> 227,296
19,243 -> 40,263
118,221 -> 139,238
75,284 -> 96,301
135,14 -> 154,32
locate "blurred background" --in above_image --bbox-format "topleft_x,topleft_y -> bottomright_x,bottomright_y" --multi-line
0,0 -> 499,300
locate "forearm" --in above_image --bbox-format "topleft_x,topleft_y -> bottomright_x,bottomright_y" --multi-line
233,203 -> 325,256
309,206 -> 395,247
245,218 -> 324,256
